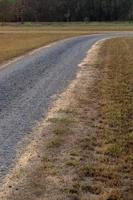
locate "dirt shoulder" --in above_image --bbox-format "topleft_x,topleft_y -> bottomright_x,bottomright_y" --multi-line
0,37 -> 132,200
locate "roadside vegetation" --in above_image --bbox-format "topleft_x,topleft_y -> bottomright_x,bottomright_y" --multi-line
0,22 -> 133,65
1,37 -> 132,200
0,31 -> 80,65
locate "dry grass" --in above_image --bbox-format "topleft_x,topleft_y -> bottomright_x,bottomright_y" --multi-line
0,23 -> 97,65
0,32 -> 85,65
0,37 -> 132,200
0,22 -> 133,65
1,22 -> 133,32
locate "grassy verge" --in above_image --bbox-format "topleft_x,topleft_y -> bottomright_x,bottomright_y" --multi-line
1,37 -> 132,200
96,38 -> 133,199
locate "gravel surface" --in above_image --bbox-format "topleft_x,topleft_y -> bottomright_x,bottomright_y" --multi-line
0,33 -> 132,183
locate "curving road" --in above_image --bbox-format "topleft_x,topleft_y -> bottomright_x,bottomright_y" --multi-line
0,33 -> 132,183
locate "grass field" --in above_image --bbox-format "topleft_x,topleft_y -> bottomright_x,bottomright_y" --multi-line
1,22 -> 133,32
0,32 -> 82,64
2,37 -> 132,200
0,22 -> 133,65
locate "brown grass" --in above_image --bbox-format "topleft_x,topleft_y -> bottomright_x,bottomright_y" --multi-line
0,32 -> 86,65
1,22 -> 133,66
1,22 -> 133,32
0,37 -> 132,200
0,23 -> 98,65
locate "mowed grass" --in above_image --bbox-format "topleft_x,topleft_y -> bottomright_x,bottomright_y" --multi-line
99,37 -> 133,158
91,37 -> 133,199
0,22 -> 133,65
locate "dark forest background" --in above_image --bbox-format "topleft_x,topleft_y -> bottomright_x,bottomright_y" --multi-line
0,0 -> 133,22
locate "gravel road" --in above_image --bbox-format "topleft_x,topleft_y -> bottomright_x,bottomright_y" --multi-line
0,33 -> 131,183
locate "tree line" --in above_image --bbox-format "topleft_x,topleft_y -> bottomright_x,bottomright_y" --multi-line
0,0 -> 133,22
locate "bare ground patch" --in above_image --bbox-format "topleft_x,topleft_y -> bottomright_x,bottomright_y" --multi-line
0,37 -> 132,200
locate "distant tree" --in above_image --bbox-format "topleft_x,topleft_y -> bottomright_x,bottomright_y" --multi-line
0,0 -> 14,22
0,0 -> 133,22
